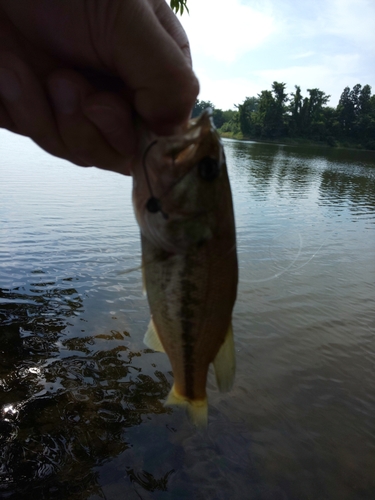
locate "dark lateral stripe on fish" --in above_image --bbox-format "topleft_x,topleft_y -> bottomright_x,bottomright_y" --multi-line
179,257 -> 200,400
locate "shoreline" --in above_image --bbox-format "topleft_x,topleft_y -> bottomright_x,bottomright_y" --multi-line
219,132 -> 375,153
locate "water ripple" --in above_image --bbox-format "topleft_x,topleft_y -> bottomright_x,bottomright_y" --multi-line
1,132 -> 375,499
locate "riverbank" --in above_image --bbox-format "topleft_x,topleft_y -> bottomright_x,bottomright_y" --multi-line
219,131 -> 375,152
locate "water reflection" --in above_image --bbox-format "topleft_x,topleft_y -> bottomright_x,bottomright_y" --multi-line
225,140 -> 375,235
319,169 -> 375,214
0,285 -> 174,499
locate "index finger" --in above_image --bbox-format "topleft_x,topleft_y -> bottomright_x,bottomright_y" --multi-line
110,0 -> 199,134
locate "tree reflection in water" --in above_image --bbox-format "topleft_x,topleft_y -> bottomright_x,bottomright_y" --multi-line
228,139 -> 375,214
0,282 -> 174,499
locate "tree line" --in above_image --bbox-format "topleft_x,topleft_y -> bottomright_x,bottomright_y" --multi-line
192,82 -> 375,150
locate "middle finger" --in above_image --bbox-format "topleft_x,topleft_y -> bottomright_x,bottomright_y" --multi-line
48,69 -> 131,175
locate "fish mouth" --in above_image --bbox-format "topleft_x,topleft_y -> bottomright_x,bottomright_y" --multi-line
138,109 -> 221,214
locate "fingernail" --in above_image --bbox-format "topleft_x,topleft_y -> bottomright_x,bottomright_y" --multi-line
49,79 -> 79,115
0,68 -> 21,102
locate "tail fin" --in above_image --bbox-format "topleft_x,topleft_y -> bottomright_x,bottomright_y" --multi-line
165,385 -> 208,428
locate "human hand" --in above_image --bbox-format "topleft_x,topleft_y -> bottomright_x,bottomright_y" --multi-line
0,0 -> 199,175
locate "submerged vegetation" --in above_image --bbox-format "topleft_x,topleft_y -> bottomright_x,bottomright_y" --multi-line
192,83 -> 375,150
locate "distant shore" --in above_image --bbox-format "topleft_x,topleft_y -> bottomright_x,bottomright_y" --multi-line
219,132 -> 375,152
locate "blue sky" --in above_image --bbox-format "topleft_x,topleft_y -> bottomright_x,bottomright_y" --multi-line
180,0 -> 375,109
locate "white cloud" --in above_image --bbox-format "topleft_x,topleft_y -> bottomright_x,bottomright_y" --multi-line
290,51 -> 315,60
178,0 -> 375,109
196,53 -> 364,109
253,54 -> 363,106
180,0 -> 277,63
326,0 -> 375,47
195,71 -> 261,109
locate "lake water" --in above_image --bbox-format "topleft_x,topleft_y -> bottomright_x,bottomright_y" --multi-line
1,130 -> 375,499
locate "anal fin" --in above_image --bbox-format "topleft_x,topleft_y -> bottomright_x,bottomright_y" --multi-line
143,318 -> 165,352
213,322 -> 236,392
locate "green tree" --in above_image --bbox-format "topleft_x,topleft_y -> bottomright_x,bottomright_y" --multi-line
336,83 -> 375,141
306,88 -> 330,139
270,81 -> 288,137
212,108 -> 225,129
219,110 -> 241,136
170,0 -> 189,15
193,81 -> 374,148
254,89 -> 275,138
337,86 -> 356,136
191,99 -> 215,118
222,109 -> 237,123
288,86 -> 330,139
350,83 -> 362,118
289,85 -> 303,135
356,86 -> 375,147
358,84 -> 372,115
237,96 -> 258,136
321,106 -> 340,145
250,82 -> 288,139
191,99 -> 228,129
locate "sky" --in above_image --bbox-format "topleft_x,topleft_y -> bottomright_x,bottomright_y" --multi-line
179,0 -> 375,110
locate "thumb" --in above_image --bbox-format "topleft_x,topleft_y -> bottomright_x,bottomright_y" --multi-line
111,0 -> 199,134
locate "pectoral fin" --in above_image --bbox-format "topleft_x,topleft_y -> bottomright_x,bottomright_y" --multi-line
143,318 -> 165,352
213,323 -> 236,392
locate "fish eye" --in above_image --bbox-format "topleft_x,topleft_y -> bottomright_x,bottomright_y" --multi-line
146,196 -> 161,213
197,157 -> 220,181
146,197 -> 169,219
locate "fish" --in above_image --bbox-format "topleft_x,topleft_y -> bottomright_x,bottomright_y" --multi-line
131,109 -> 238,426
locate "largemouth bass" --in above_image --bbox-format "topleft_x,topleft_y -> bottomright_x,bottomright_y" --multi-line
131,110 -> 238,426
